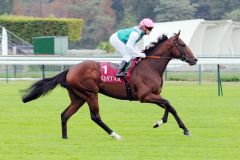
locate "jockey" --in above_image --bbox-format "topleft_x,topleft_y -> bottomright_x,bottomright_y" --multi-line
110,18 -> 155,77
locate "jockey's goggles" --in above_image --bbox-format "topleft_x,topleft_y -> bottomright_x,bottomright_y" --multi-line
146,27 -> 153,31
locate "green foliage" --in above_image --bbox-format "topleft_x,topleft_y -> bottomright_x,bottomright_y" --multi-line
116,7 -> 138,28
125,0 -> 158,21
123,0 -> 240,24
208,0 -> 240,20
221,76 -> 240,82
97,41 -> 115,53
165,71 -> 240,82
122,0 -> 196,23
112,2 -> 139,29
0,15 -> 84,43
155,0 -> 196,22
191,0 -> 240,20
65,19 -> 84,42
112,0 -> 124,23
2,1 -> 240,49
223,8 -> 240,21
0,0 -> 13,14
65,0 -> 115,49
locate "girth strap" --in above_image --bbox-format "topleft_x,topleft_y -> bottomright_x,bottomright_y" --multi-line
123,77 -> 132,101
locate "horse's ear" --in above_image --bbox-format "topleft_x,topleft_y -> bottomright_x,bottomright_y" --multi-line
175,30 -> 181,40
177,30 -> 181,36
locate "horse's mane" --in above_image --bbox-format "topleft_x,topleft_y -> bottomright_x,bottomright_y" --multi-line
143,34 -> 169,54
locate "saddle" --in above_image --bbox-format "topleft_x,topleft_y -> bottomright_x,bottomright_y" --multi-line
100,59 -> 139,101
100,59 -> 138,83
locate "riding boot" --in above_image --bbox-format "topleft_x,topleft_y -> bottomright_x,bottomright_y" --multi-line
116,60 -> 127,77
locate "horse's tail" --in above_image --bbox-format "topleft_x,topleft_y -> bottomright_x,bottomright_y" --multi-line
22,69 -> 69,103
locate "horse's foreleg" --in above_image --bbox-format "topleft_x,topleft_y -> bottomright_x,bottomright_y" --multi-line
153,108 -> 169,128
158,98 -> 190,136
61,91 -> 85,139
87,94 -> 124,141
140,93 -> 170,128
142,93 -> 190,136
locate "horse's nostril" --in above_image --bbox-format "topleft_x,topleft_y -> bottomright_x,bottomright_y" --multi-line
194,58 -> 198,62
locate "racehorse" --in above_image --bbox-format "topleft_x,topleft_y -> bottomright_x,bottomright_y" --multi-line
22,31 -> 198,141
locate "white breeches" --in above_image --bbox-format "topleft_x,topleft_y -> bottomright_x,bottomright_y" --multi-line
109,33 -> 133,62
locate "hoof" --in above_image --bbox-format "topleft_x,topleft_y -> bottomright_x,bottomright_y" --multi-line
62,136 -> 68,139
110,132 -> 124,141
153,124 -> 159,128
153,120 -> 163,128
183,130 -> 191,136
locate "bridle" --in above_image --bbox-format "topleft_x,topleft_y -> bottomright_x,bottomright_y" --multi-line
174,40 -> 190,63
146,39 -> 189,63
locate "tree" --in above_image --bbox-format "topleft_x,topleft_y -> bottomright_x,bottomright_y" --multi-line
190,0 -> 240,20
11,0 -> 116,49
0,0 -> 13,14
155,0 -> 196,22
114,0 -> 158,29
190,0 -> 212,19
206,0 -> 240,20
66,0 -> 116,48
13,0 -> 57,17
46,0 -> 67,17
111,0 -> 124,23
124,0 -> 159,21
223,8 -> 240,21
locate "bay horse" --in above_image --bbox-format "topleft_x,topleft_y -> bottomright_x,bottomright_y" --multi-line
22,31 -> 198,141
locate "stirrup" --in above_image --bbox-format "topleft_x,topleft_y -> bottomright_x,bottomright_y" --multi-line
116,72 -> 126,77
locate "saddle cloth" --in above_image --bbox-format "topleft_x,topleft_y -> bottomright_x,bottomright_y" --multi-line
100,59 -> 138,83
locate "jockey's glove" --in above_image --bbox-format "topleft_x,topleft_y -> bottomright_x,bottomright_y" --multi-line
138,53 -> 146,58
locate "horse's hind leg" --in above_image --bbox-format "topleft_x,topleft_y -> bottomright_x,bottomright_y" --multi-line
61,90 -> 85,139
87,93 -> 123,141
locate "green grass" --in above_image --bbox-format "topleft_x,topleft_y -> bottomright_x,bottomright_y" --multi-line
166,71 -> 240,81
1,65 -> 240,82
0,81 -> 239,160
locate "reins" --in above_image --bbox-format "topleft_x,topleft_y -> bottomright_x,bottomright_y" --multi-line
145,40 -> 186,60
136,56 -> 172,64
146,56 -> 161,59
146,56 -> 172,59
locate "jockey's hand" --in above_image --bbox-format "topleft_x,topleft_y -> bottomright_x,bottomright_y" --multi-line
138,53 -> 146,58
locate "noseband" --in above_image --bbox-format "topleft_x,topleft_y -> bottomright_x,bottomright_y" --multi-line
174,41 -> 190,62
146,40 -> 188,61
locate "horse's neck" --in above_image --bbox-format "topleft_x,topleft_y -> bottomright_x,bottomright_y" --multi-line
145,51 -> 172,76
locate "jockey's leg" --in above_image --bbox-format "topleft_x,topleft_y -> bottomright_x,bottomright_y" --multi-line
110,33 -> 132,77
116,60 -> 127,77
116,54 -> 131,77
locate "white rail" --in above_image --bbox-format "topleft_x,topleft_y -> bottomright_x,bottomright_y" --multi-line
0,56 -> 240,65
1,56 -> 239,96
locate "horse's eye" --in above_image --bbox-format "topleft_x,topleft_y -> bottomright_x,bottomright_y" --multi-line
179,43 -> 185,47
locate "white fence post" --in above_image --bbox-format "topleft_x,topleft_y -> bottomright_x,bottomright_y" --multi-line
1,27 -> 8,56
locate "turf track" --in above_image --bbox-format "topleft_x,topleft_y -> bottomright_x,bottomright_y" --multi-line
0,81 -> 239,160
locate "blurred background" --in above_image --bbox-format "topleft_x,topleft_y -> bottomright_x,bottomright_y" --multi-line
1,0 -> 240,49
0,0 -> 239,84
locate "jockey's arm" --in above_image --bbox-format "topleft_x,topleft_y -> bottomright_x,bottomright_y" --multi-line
126,32 -> 146,58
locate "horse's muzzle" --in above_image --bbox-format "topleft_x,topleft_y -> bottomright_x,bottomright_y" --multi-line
189,58 -> 198,65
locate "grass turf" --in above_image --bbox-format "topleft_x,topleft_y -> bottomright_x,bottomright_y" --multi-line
0,81 -> 239,160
